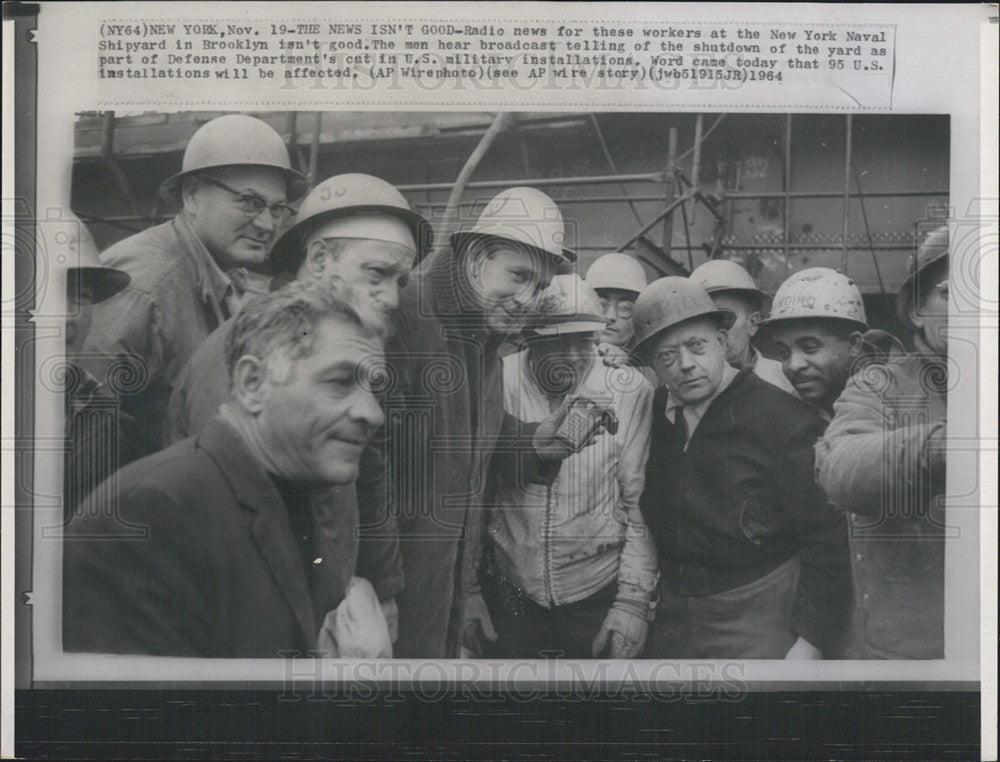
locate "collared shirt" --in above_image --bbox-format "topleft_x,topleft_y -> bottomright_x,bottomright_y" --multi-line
664,363 -> 740,441
748,347 -> 799,397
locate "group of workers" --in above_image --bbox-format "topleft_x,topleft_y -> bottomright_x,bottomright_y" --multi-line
61,114 -> 949,662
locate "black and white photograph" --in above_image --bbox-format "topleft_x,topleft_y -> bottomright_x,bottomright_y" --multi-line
4,3 -> 995,759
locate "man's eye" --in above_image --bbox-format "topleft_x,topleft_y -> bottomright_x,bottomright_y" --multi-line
237,194 -> 266,213
657,352 -> 677,365
366,268 -> 388,282
510,270 -> 529,284
802,343 -> 821,354
688,340 -> 707,353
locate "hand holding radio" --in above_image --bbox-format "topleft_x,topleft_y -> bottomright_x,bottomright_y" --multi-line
533,394 -> 618,462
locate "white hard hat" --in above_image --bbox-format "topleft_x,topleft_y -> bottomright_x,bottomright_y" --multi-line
585,252 -> 647,295
159,114 -> 307,201
632,277 -> 736,352
524,274 -> 606,337
450,187 -> 576,265
760,267 -> 868,331
269,173 -> 432,273
689,259 -> 768,303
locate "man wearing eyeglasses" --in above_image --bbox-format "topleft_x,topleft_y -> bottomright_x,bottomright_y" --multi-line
77,114 -> 307,465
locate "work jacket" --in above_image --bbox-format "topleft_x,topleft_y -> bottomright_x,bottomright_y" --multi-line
489,351 -> 658,608
63,417 -> 357,657
78,215 -> 238,462
815,347 -> 947,659
640,368 -> 851,654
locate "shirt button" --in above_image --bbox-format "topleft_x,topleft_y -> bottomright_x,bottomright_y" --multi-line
862,593 -> 869,600
855,553 -> 863,562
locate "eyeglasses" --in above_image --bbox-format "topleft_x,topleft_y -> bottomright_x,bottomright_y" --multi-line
200,176 -> 297,225
599,297 -> 635,319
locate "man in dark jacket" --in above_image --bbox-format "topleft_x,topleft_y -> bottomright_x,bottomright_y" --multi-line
385,186 -> 595,658
634,277 -> 850,659
816,227 -> 949,659
64,281 -> 387,657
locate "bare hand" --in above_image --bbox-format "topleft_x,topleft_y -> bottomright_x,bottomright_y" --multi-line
460,592 -> 498,657
784,636 -> 823,660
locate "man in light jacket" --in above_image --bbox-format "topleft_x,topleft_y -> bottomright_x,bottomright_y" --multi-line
479,275 -> 658,659
815,227 -> 949,659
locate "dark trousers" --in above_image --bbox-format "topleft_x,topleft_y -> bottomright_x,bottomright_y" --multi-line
644,557 -> 800,659
482,562 -> 617,659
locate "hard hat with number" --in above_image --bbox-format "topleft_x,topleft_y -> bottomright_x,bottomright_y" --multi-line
524,274 -> 607,337
632,277 -> 736,352
269,173 -> 433,274
450,187 -> 576,265
760,267 -> 868,332
896,226 -> 949,329
159,114 -> 307,201
585,252 -> 648,296
689,259 -> 769,304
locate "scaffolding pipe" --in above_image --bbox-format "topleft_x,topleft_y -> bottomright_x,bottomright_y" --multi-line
395,172 -> 665,193
689,114 -> 703,225
616,192 -> 696,253
308,112 -> 322,186
784,114 -> 793,262
841,114 -> 853,272
661,127 -> 678,256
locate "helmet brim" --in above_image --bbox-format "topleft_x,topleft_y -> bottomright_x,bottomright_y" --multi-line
268,204 -> 434,275
450,231 -> 577,266
158,164 -> 309,204
895,249 -> 948,330
634,307 -> 736,354
758,313 -> 869,334
67,267 -> 130,304
523,313 -> 607,337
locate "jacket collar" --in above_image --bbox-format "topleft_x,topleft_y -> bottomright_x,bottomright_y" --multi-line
194,416 -> 318,648
173,213 -> 243,323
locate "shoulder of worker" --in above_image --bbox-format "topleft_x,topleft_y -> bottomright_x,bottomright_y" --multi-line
725,368 -> 825,438
842,348 -> 934,405
98,219 -> 195,299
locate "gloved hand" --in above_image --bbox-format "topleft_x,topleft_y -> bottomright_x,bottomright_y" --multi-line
592,604 -> 649,658
316,577 -> 392,658
597,342 -> 630,368
381,597 -> 399,644
459,592 -> 497,657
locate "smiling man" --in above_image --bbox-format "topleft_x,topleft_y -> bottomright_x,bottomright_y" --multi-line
77,114 -> 307,466
385,186 -> 587,657
634,277 -> 850,659
758,268 -> 870,420
64,281 -> 388,657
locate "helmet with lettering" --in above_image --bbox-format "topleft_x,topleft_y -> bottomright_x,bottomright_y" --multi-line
632,277 -> 736,353
689,259 -> 769,305
896,226 -> 949,330
524,274 -> 607,337
268,173 -> 433,274
159,114 -> 308,201
585,252 -> 648,296
451,186 -> 576,266
759,267 -> 868,332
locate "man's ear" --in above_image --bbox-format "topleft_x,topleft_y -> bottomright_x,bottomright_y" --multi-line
231,354 -> 269,415
302,238 -> 329,280
847,330 -> 865,358
716,328 -> 730,351
908,300 -> 926,331
180,177 -> 202,216
746,310 -> 762,337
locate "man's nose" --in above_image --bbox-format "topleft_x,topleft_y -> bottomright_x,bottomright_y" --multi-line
376,283 -> 400,312
250,207 -> 276,234
786,350 -> 808,373
677,346 -> 697,370
350,389 -> 386,432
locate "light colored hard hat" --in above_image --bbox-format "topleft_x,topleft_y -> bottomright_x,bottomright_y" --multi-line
525,274 -> 607,337
896,226 -> 949,329
585,252 -> 648,295
62,213 -> 129,303
689,259 -> 768,302
159,114 -> 307,201
269,173 -> 433,273
632,277 -> 736,352
450,187 -> 576,265
760,267 -> 868,331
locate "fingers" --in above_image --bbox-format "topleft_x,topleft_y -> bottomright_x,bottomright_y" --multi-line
480,609 -> 498,642
592,624 -> 610,657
